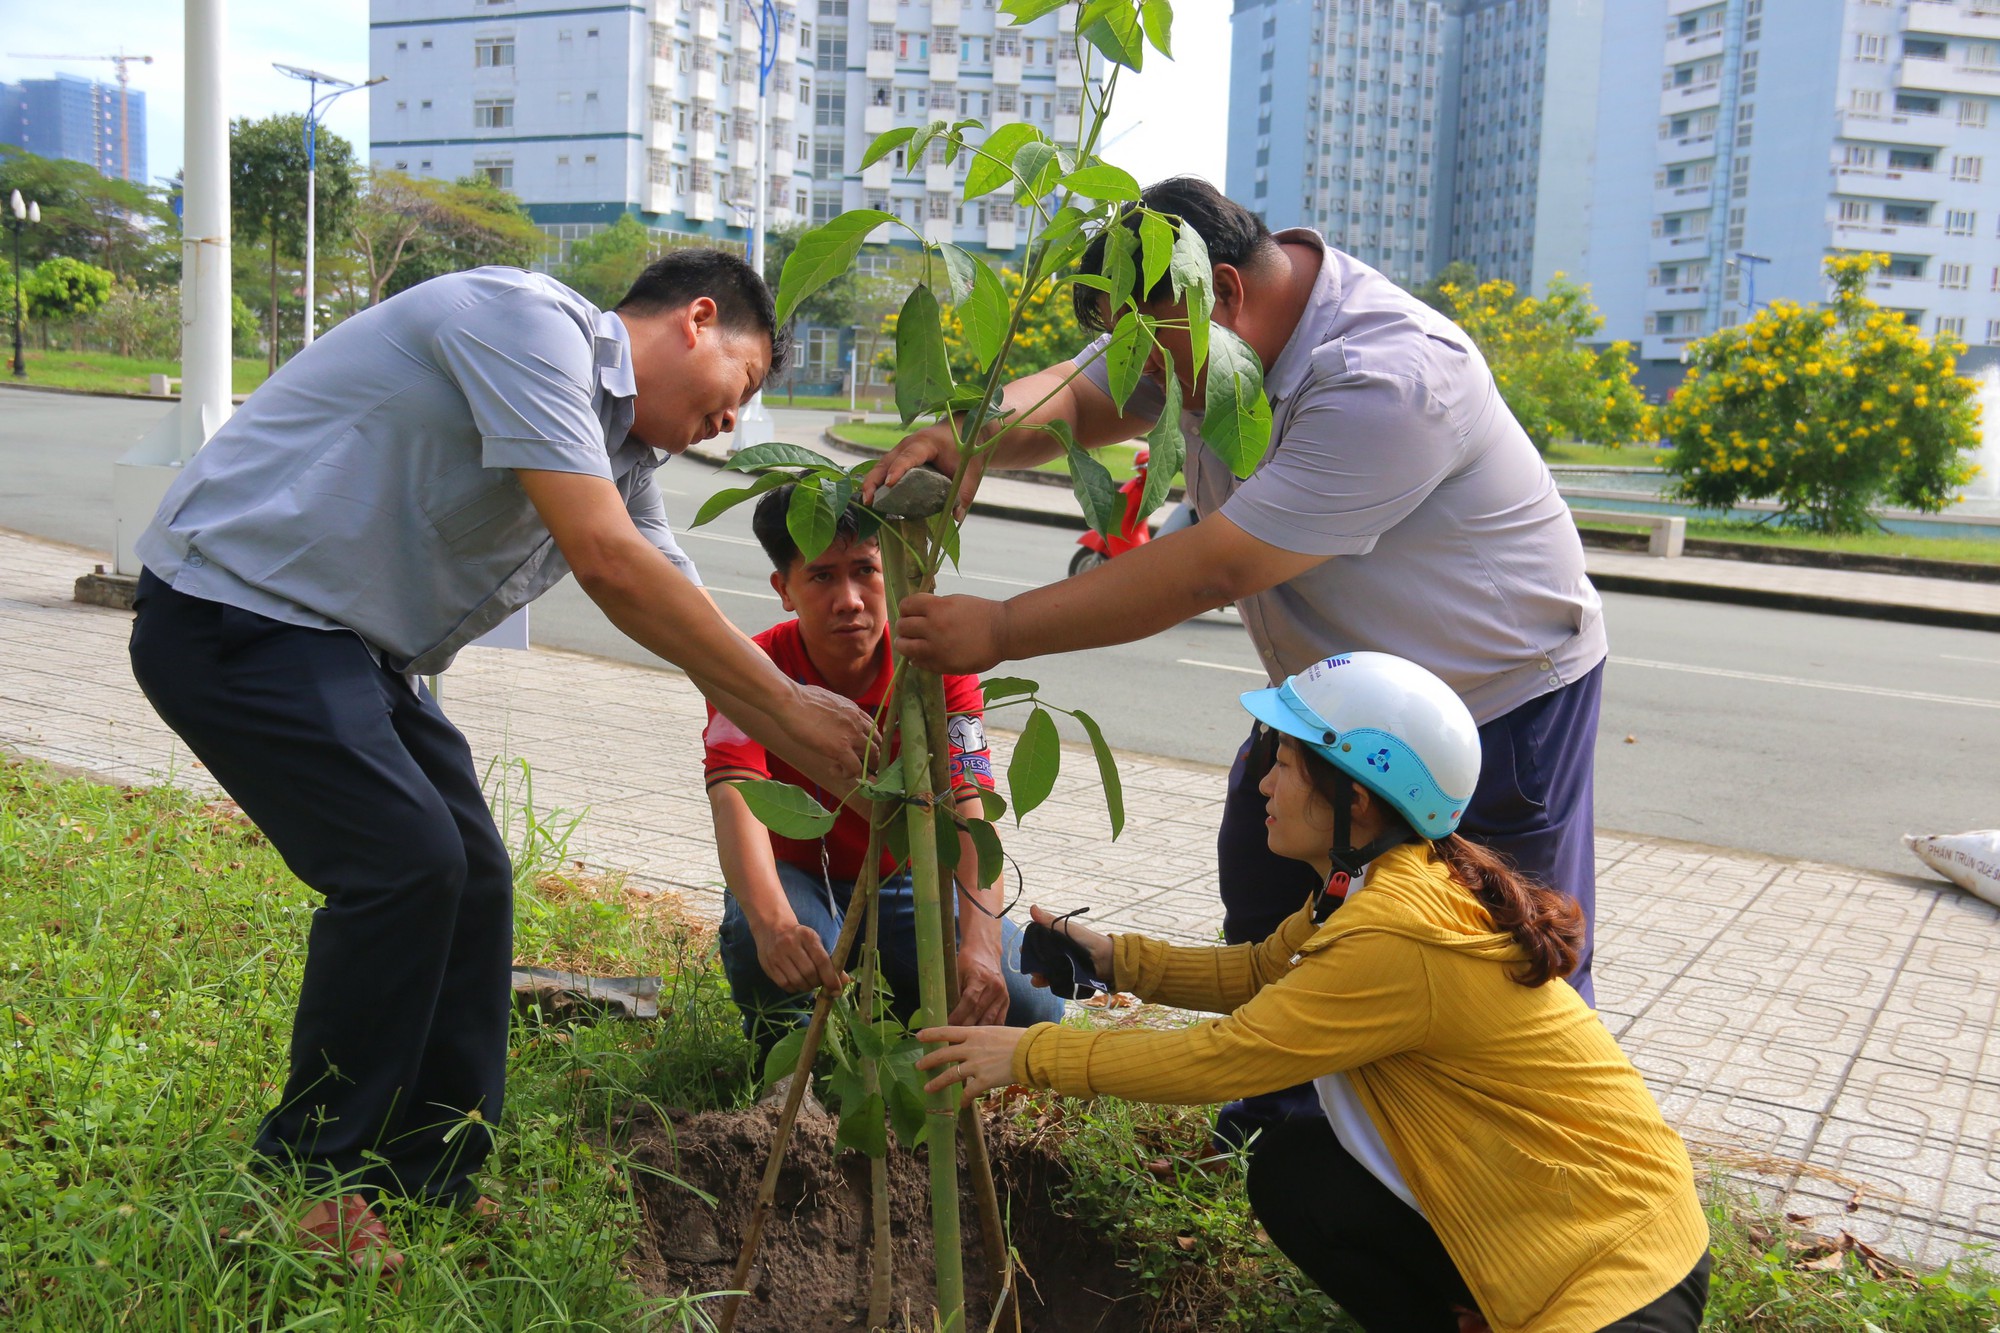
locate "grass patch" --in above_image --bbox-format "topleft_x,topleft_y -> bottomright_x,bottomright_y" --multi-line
0,757 -> 755,1330
5,349 -> 271,397
1546,440 -> 1667,467
1577,516 -> 2000,566
765,391 -> 895,412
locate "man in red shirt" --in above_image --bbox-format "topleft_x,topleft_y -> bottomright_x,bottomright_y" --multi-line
705,486 -> 1062,1050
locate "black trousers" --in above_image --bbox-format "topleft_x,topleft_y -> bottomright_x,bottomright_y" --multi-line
1246,1118 -> 1709,1333
129,571 -> 512,1206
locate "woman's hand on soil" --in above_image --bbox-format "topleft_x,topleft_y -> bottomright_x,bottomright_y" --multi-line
915,1024 -> 1028,1097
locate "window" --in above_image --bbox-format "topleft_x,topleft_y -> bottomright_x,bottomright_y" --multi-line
1884,253 -> 1926,277
1839,198 -> 1871,222
395,99 -> 408,111
1855,33 -> 1887,61
1889,147 -> 1935,171
473,98 -> 514,128
1940,262 -> 1971,289
1849,89 -> 1882,114
1985,319 -> 2000,344
1936,315 -> 1965,337
1961,100 -> 1990,128
811,139 -> 842,179
1895,92 -> 1942,116
474,38 -> 514,67
1903,37 -> 1947,60
474,157 -> 512,188
1948,208 -> 1977,235
1954,154 -> 1983,181
1883,202 -> 1932,226
1842,144 -> 1877,168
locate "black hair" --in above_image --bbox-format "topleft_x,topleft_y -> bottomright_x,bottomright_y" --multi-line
751,483 -> 873,573
1073,176 -> 1280,334
616,247 -> 792,374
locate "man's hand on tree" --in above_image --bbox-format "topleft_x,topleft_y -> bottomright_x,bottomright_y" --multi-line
948,940 -> 1010,1026
891,592 -> 1007,675
754,917 -> 847,996
860,424 -> 986,522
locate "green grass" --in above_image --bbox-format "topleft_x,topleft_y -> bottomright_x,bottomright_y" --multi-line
1578,516 -> 2000,566
0,757 -> 754,1330
765,390 -> 895,412
1546,440 -> 1668,467
5,349 -> 271,397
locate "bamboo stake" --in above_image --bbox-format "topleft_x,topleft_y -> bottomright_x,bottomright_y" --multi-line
717,833 -> 883,1333
862,852 -> 893,1330
887,512 -> 965,1333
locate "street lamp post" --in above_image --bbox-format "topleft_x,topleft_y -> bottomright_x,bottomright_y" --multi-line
274,64 -> 385,349
730,0 -> 780,455
8,189 -> 40,379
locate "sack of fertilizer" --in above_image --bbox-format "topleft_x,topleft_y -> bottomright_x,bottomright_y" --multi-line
1903,831 -> 2000,909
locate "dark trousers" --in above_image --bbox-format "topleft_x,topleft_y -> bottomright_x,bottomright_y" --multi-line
129,571 -> 512,1206
1215,664 -> 1606,1144
1246,1118 -> 1709,1333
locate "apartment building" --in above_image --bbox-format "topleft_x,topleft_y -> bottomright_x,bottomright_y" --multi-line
1225,0 -> 1601,292
0,72 -> 148,184
1631,0 -> 2000,363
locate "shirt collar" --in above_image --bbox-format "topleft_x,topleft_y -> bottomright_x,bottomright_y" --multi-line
593,308 -> 638,401
1262,228 -> 1341,404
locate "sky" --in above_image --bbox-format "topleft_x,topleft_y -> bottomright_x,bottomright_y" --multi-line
0,1 -> 1229,196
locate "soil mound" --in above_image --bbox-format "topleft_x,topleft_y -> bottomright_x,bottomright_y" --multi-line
626,1100 -> 1148,1332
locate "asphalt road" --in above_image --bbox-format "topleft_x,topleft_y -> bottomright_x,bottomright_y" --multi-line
4,385 -> 1995,877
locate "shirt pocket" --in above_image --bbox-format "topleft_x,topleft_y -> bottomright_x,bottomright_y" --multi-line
421,464 -> 540,560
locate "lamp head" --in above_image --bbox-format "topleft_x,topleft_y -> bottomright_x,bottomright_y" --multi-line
26,202 -> 37,224
8,190 -> 21,220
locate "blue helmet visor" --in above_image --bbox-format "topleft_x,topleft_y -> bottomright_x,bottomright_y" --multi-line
1240,680 -> 1340,757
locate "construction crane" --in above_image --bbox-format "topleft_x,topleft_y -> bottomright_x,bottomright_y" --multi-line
4,50 -> 155,183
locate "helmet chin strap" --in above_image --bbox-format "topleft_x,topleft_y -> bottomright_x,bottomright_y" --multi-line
1313,771 -> 1414,923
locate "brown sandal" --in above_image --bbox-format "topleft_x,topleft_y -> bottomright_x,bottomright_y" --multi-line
297,1194 -> 405,1283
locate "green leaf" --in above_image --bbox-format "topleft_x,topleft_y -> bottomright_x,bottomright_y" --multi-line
934,806 -> 961,882
852,1018 -> 897,1061
886,1074 -> 930,1147
906,118 -> 952,170
787,474 -> 855,563
937,243 -> 979,304
975,787 -> 1008,822
1139,211 -> 1174,298
775,209 -> 897,326
1169,220 -> 1213,379
978,676 -> 1040,701
835,1091 -> 889,1158
857,754 -> 905,801
1001,0 -> 1069,19
859,125 -> 916,170
691,469 -> 792,528
1080,0 -> 1146,70
1069,272 -> 1114,294
1007,706 -> 1062,822
731,779 -> 837,839
1066,436 -> 1124,539
1141,369 -> 1184,518
1198,326 -> 1273,478
1101,223 -> 1138,318
1104,310 -> 1156,413
965,122 -> 1045,200
966,817 -> 1005,888
959,258 -> 1010,371
1071,708 -> 1126,838
1059,163 -> 1142,202
894,285 -> 954,426
884,814 -> 910,866
722,441 -> 843,473
761,1027 -> 809,1091
1013,141 -> 1062,203
1141,0 -> 1174,57
1038,204 -> 1092,255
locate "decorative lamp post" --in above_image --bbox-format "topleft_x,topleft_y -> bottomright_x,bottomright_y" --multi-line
9,189 -> 40,379
273,64 -> 386,349
730,0 -> 781,455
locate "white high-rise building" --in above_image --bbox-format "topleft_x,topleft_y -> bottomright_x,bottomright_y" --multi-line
1629,0 -> 2000,363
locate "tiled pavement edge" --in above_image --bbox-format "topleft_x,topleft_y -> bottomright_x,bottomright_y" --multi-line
3,525 -> 1997,1269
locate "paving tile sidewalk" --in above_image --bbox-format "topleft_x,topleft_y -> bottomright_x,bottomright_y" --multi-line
2,525 -> 1996,1271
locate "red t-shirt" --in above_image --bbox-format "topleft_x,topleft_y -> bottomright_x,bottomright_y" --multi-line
703,619 -> 995,881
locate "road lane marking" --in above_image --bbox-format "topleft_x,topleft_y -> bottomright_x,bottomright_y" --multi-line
1177,658 -> 1268,677
707,585 -> 781,601
1942,653 -> 2000,666
681,531 -> 760,546
1612,656 -> 2000,710
948,572 -> 1042,588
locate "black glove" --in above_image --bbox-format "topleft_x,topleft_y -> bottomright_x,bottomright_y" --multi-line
1019,917 -> 1109,1001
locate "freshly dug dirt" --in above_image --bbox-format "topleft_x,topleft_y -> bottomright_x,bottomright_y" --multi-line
625,1098 -> 1149,1332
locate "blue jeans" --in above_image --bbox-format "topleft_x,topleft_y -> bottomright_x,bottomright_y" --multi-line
718,860 -> 1064,1051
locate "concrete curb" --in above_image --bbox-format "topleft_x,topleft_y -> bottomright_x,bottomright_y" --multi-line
0,381 -> 251,405
1587,570 -> 2000,634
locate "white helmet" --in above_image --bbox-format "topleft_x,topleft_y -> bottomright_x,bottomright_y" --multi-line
1240,652 -> 1481,840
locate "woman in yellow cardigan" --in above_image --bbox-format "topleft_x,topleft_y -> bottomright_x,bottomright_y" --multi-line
917,652 -> 1711,1333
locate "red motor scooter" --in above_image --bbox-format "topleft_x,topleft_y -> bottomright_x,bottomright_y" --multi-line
1068,449 -> 1156,577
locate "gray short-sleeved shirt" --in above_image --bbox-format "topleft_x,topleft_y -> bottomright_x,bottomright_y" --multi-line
1079,229 -> 1605,724
136,267 -> 699,675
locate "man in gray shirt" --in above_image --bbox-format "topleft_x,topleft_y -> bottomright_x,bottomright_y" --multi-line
869,178 -> 1608,1142
129,250 -> 871,1269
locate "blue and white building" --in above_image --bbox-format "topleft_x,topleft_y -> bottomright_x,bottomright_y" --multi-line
0,72 -> 148,184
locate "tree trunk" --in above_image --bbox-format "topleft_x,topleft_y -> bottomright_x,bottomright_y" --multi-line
267,226 -> 280,374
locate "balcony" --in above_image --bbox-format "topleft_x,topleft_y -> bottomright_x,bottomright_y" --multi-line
651,57 -> 676,90
646,181 -> 675,215
1659,78 -> 1721,115
926,159 -> 955,192
1832,217 -> 1937,247
771,91 -> 795,123
693,69 -> 717,102
770,144 -> 795,176
738,17 -> 762,52
1896,57 -> 2000,97
778,29 -> 798,62
1054,112 -> 1081,143
993,53 -> 1022,84
1836,108 -> 1949,145
864,101 -> 895,133
1658,131 -> 1716,165
931,49 -> 959,81
1644,281 -> 1709,311
1649,231 -> 1713,263
1665,28 -> 1724,66
865,46 -> 894,78
1666,0 -> 1719,14
694,7 -> 718,41
932,0 -> 961,24
685,190 -> 716,220
1057,3 -> 1075,31
985,218 -> 1017,251
1869,273 -> 1936,307
861,159 -> 892,189
868,0 -> 896,20
924,214 -> 955,245
1905,0 -> 2000,39
1056,54 -> 1083,88
1653,182 -> 1713,214
1834,164 -> 1943,202
692,127 -> 717,159
1641,331 -> 1701,361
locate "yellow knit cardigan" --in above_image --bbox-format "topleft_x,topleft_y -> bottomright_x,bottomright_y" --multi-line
1010,843 -> 1710,1333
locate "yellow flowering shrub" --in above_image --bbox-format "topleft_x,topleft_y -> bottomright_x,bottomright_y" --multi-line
878,264 -> 1090,384
1427,272 -> 1654,454
1660,253 -> 1981,534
